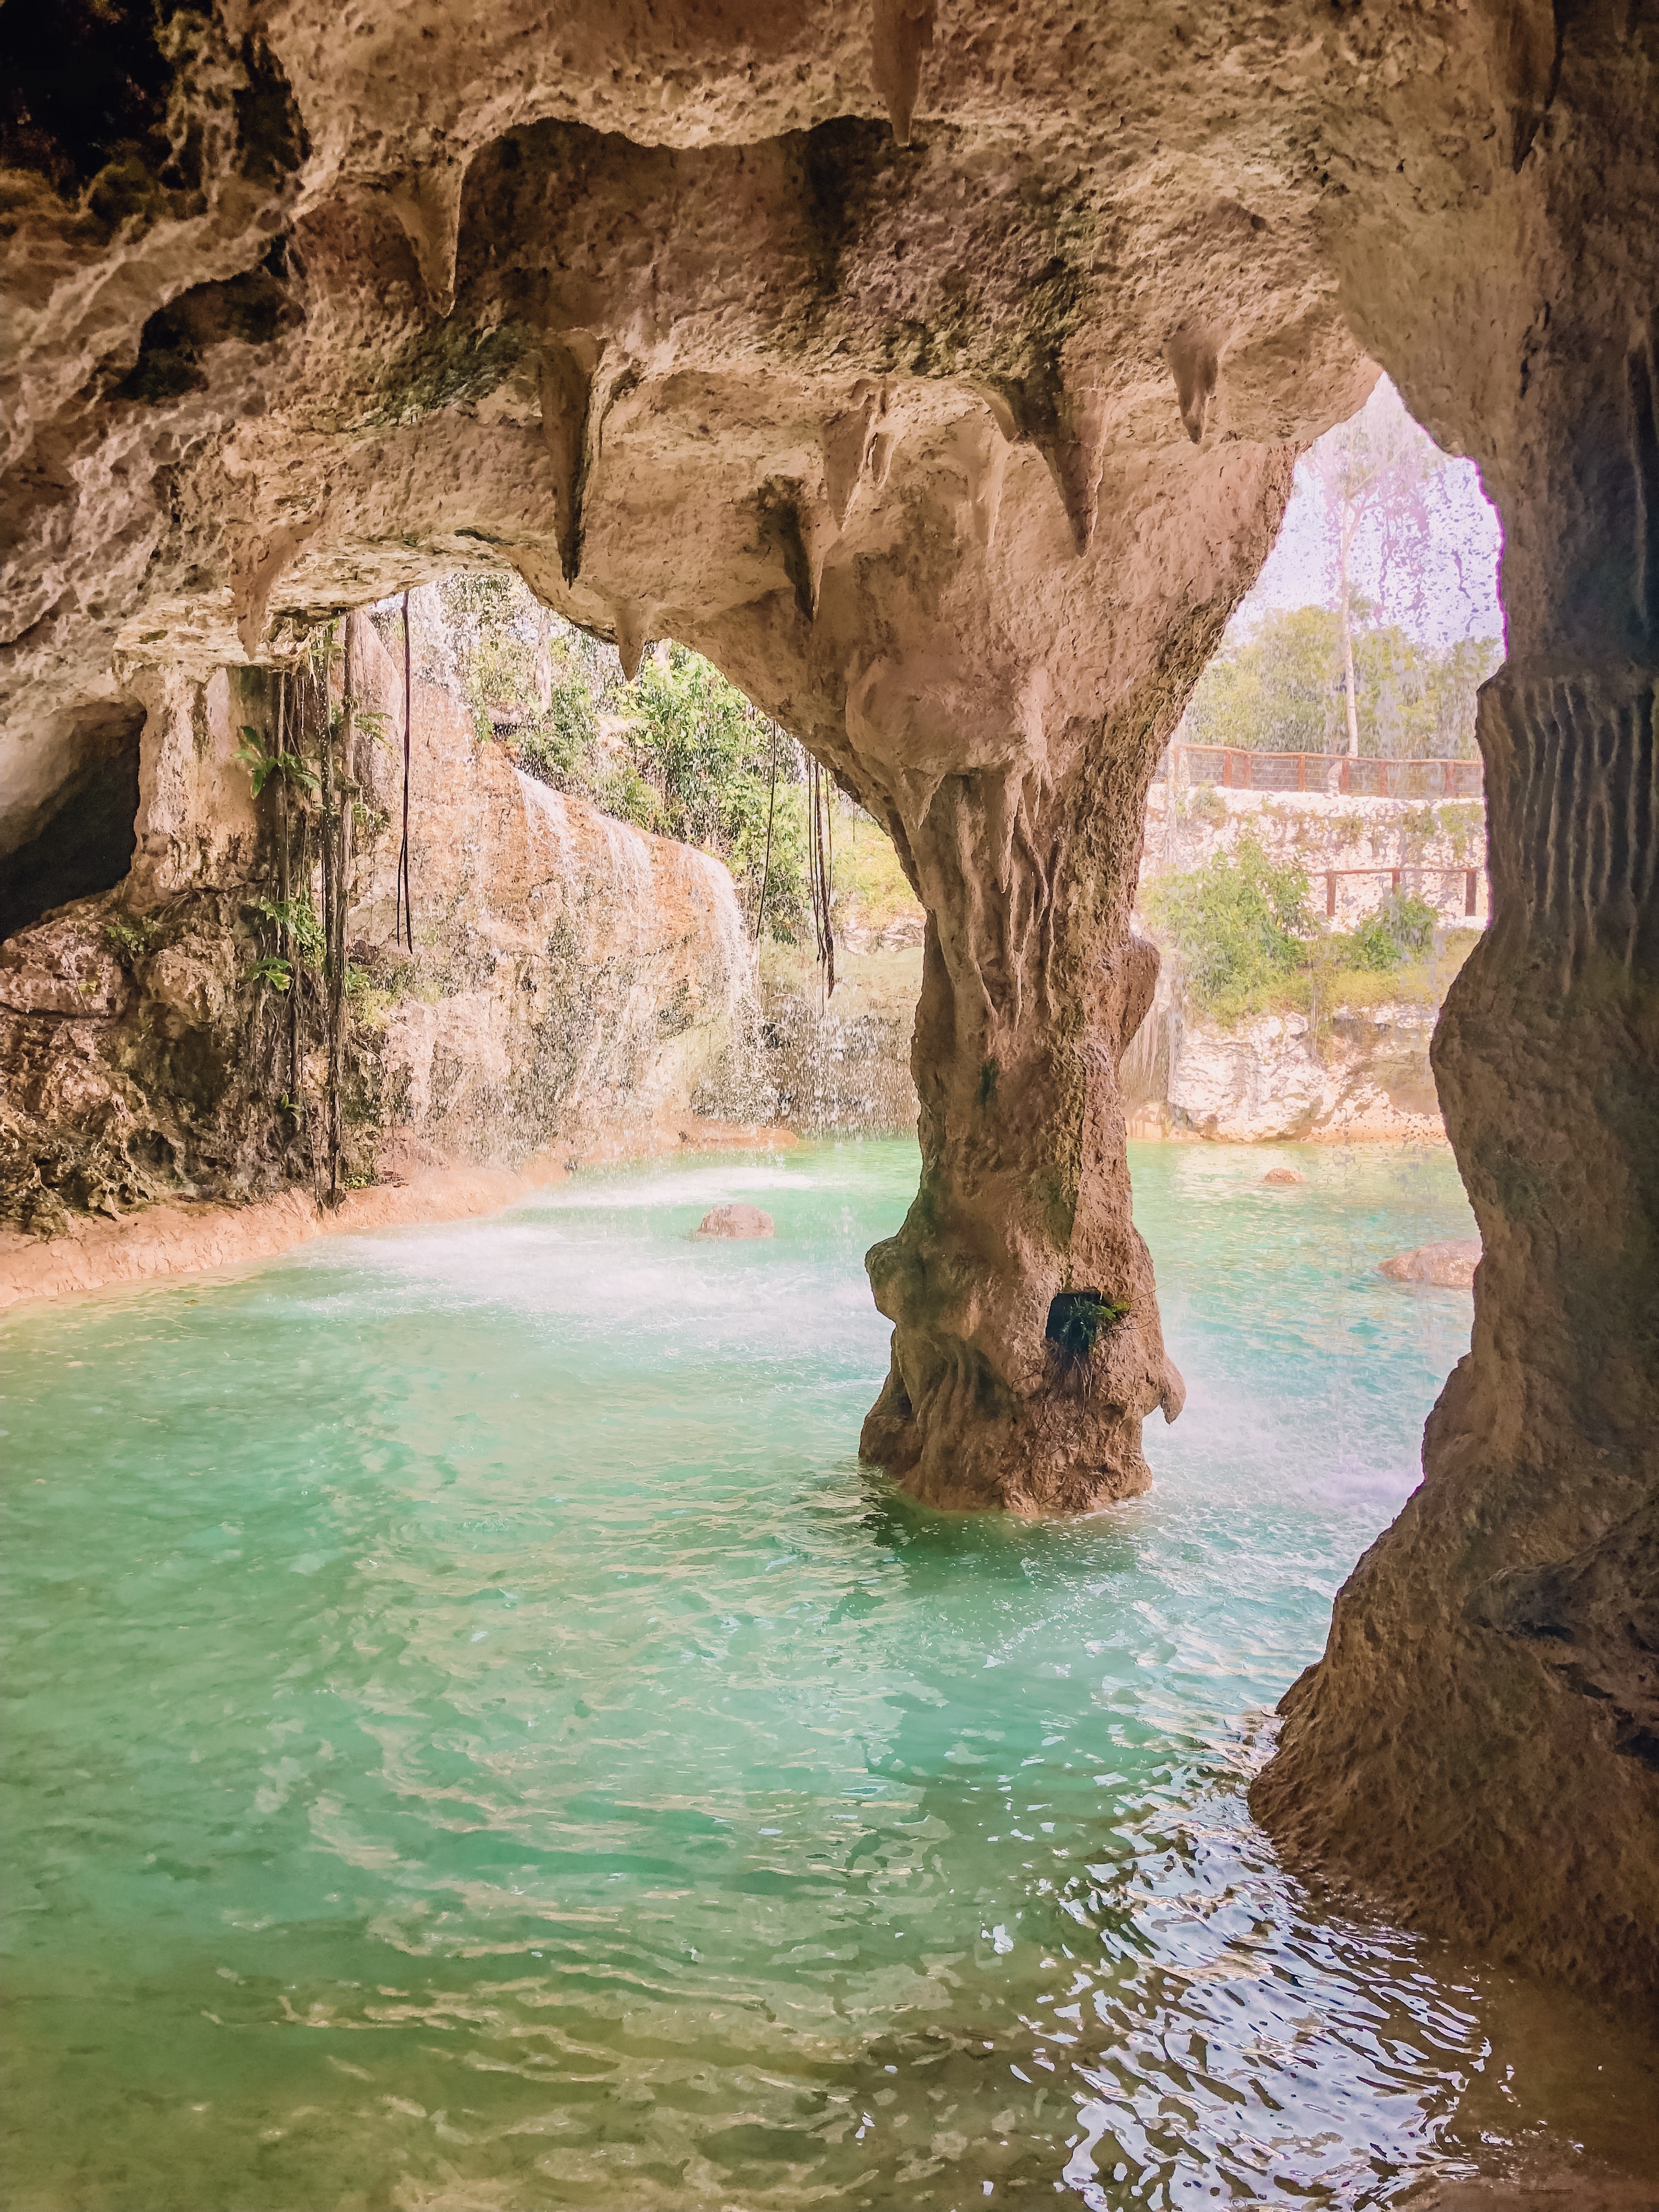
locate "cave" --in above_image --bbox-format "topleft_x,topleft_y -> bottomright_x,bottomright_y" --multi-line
1,0 -> 1655,2179
0,701 -> 143,939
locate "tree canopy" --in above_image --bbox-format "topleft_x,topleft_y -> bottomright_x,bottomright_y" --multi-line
436,573 -> 809,940
1183,606 -> 1501,759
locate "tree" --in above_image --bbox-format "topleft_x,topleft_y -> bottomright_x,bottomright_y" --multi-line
1184,606 -> 1500,759
1186,607 -> 1346,754
1304,380 -> 1446,755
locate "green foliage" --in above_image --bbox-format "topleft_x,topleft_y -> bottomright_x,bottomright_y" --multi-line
249,894 -> 325,967
1345,891 -> 1438,972
439,572 -> 814,941
831,808 -> 917,932
345,961 -> 400,1026
245,955 -> 293,994
235,726 -> 319,799
103,913 -> 161,961
1144,844 -> 1463,1024
1184,608 -> 1501,759
623,644 -> 809,939
1046,1291 -> 1131,1369
1144,833 -> 1311,1014
1187,608 -> 1345,756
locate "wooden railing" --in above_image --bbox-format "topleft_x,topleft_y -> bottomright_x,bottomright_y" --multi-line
1319,864 -> 1487,919
1163,744 -> 1484,799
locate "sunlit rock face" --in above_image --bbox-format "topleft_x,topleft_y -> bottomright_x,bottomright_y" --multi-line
2,1 -> 1655,1993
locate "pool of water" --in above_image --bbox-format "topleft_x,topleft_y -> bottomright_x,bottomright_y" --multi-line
3,1139 -> 1655,2211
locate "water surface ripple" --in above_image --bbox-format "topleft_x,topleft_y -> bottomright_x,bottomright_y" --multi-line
3,1140 -> 1654,2209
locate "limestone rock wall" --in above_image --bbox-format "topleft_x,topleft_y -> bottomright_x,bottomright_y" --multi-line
340,608 -> 751,1164
1134,999 -> 1444,1145
0,606 -> 751,1230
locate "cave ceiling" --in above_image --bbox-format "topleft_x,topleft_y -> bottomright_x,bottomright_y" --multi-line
4,0 -> 1649,860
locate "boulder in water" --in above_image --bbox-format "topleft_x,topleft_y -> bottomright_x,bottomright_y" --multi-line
1263,1167 -> 1305,1186
1378,1239 -> 1480,1288
695,1203 -> 774,1240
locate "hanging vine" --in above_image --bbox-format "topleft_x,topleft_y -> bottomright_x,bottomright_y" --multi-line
396,588 -> 415,952
236,615 -> 360,1190
805,750 -> 836,996
754,718 -> 780,944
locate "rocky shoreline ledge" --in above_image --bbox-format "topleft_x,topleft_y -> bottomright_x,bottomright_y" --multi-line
0,1118 -> 793,1313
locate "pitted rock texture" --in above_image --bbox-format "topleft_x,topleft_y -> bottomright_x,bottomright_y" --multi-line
2,0 -> 1656,1995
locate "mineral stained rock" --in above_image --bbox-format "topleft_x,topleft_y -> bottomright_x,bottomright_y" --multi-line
1,0 -> 1655,1997
695,1204 -> 775,1239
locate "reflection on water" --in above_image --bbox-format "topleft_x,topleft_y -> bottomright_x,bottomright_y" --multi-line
1,1139 -> 1653,2209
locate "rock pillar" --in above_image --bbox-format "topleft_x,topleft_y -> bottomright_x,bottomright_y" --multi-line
1252,337 -> 1659,2004
857,754 -> 1186,1515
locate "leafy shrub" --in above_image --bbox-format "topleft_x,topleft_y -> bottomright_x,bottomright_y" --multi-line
1144,834 -> 1311,1014
1344,890 -> 1438,972
1045,1290 -> 1130,1369
438,572 -> 816,941
247,894 -> 325,969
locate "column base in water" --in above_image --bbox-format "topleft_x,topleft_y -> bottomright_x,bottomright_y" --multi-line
857,919 -> 1183,1517
860,1329 -> 1180,1516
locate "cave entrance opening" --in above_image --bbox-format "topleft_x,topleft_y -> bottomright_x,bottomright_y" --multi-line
1126,373 -> 1505,1152
0,699 -> 144,940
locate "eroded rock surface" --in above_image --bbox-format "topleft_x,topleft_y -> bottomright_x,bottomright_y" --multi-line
2,0 -> 1655,1995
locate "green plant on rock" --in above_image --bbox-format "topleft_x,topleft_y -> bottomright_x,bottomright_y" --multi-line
345,961 -> 400,1027
1046,1290 -> 1131,1370
249,894 -> 325,966
235,726 -> 319,799
245,954 -> 294,994
103,913 -> 162,961
1345,890 -> 1438,971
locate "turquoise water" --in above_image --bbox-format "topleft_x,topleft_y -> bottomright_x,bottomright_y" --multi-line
3,1139 -> 1655,2211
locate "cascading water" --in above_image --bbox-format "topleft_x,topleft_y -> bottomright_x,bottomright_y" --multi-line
2,1140 -> 1654,2208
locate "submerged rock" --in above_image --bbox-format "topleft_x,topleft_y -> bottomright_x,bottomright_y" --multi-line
695,1204 -> 774,1240
1263,1167 -> 1304,1186
1378,1239 -> 1480,1288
